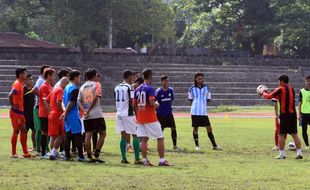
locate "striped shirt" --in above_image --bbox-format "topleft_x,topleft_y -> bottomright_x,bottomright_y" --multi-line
263,84 -> 296,114
188,84 -> 211,116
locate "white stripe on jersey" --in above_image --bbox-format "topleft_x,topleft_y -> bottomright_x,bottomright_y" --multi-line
114,82 -> 133,116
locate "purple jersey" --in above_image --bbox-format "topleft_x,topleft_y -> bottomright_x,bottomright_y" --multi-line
155,87 -> 174,116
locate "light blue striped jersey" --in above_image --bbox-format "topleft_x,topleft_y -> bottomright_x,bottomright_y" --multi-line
188,84 -> 211,116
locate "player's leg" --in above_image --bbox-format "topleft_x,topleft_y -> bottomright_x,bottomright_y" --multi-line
92,118 -> 106,162
301,114 -> 309,147
85,131 -> 93,159
73,133 -> 86,161
40,117 -> 48,157
33,107 -> 41,153
140,136 -> 150,165
273,118 -> 280,150
64,130 -> 72,160
170,115 -> 178,149
92,130 -> 98,152
132,134 -> 141,163
191,116 -> 200,149
205,116 -> 220,150
126,134 -> 133,152
120,131 -> 128,163
124,116 -> 141,163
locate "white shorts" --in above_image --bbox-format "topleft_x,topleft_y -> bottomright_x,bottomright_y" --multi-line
137,121 -> 164,139
115,116 -> 137,135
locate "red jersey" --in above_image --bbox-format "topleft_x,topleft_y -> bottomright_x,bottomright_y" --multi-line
134,83 -> 158,124
263,84 -> 296,114
46,86 -> 63,114
11,79 -> 24,113
39,81 -> 53,117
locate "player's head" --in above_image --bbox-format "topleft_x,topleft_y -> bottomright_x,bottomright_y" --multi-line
40,65 -> 50,75
25,74 -> 34,86
123,70 -> 133,82
133,77 -> 144,89
278,75 -> 289,86
57,68 -> 70,79
84,68 -> 100,82
194,72 -> 204,86
15,67 -> 28,81
43,68 -> 56,84
133,71 -> 140,79
59,77 -> 69,89
69,70 -> 81,84
305,75 -> 310,88
160,75 -> 169,87
142,68 -> 152,83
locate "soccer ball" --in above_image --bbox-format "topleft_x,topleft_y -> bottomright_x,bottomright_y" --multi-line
256,85 -> 268,95
288,141 -> 296,151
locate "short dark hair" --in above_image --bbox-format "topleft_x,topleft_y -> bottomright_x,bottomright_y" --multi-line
160,75 -> 168,82
306,75 -> 310,80
27,74 -> 32,78
69,70 -> 81,81
40,65 -> 50,75
134,77 -> 144,85
142,68 -> 152,80
194,72 -> 204,79
43,68 -> 55,80
278,75 -> 289,83
57,68 -> 70,79
132,71 -> 139,75
15,68 -> 27,78
123,70 -> 133,79
84,68 -> 98,80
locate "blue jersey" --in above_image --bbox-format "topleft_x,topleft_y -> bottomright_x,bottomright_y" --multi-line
155,87 -> 174,116
63,83 -> 82,134
188,84 -> 211,116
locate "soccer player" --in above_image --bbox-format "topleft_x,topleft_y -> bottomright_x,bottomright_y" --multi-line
298,75 -> 310,149
188,73 -> 221,151
61,70 -> 86,162
54,68 -> 71,88
261,75 -> 303,159
32,65 -> 50,153
115,70 -> 142,164
39,68 -> 56,158
133,68 -> 172,166
78,68 -> 106,163
23,74 -> 36,151
9,68 -> 31,158
155,75 -> 179,150
47,77 -> 69,160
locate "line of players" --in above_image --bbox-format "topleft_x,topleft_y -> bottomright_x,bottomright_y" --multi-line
9,66 -> 221,165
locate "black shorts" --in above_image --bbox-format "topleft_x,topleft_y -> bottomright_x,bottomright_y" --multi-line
157,114 -> 176,129
84,118 -> 106,132
279,113 -> 297,134
40,117 -> 48,133
25,115 -> 35,131
301,114 -> 310,127
191,115 -> 211,127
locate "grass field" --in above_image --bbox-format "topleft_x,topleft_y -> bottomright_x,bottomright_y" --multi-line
1,116 -> 310,190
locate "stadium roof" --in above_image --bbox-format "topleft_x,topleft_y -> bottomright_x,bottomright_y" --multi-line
0,32 -> 60,48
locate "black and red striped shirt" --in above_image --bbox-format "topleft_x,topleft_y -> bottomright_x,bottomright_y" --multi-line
263,84 -> 296,114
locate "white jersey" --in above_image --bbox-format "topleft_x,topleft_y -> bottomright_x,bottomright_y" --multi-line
188,84 -> 211,116
114,82 -> 134,116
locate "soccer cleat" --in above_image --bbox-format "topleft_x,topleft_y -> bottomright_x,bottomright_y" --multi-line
172,146 -> 182,151
195,146 -> 201,151
23,153 -> 32,158
212,146 -> 222,150
143,160 -> 154,167
78,157 -> 88,162
11,154 -> 19,159
134,160 -> 143,165
41,154 -> 50,160
94,158 -> 105,163
158,160 -> 173,166
272,146 -> 279,151
295,155 -> 303,159
121,159 -> 130,164
275,155 -> 286,159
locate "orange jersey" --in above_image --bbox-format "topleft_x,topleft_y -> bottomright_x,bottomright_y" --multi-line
39,81 -> 52,117
134,83 -> 158,124
46,86 -> 63,114
11,79 -> 24,113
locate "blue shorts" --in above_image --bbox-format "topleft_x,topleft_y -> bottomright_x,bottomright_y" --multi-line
65,115 -> 82,134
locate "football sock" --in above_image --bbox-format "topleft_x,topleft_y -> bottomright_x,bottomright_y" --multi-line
51,148 -> 57,157
279,149 -> 285,156
171,129 -> 177,147
133,137 -> 140,161
73,134 -> 84,158
159,158 -> 166,163
20,133 -> 28,153
65,132 -> 72,159
193,132 -> 199,147
120,137 -> 127,160
41,135 -> 47,156
11,133 -> 18,155
297,149 -> 302,156
207,132 -> 217,147
92,132 -> 98,151
302,125 -> 309,146
35,130 -> 42,152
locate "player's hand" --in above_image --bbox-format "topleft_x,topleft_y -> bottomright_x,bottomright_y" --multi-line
154,102 -> 159,109
59,113 -> 66,120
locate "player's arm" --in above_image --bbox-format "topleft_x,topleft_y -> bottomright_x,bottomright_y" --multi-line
60,89 -> 78,119
43,98 -> 50,113
273,101 -> 279,118
149,96 -> 159,108
8,89 -> 18,110
298,91 -> 302,120
262,88 -> 281,100
188,88 -> 193,105
77,91 -> 87,116
207,87 -> 211,103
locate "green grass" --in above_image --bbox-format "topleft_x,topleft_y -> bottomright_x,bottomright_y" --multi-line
0,117 -> 309,190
